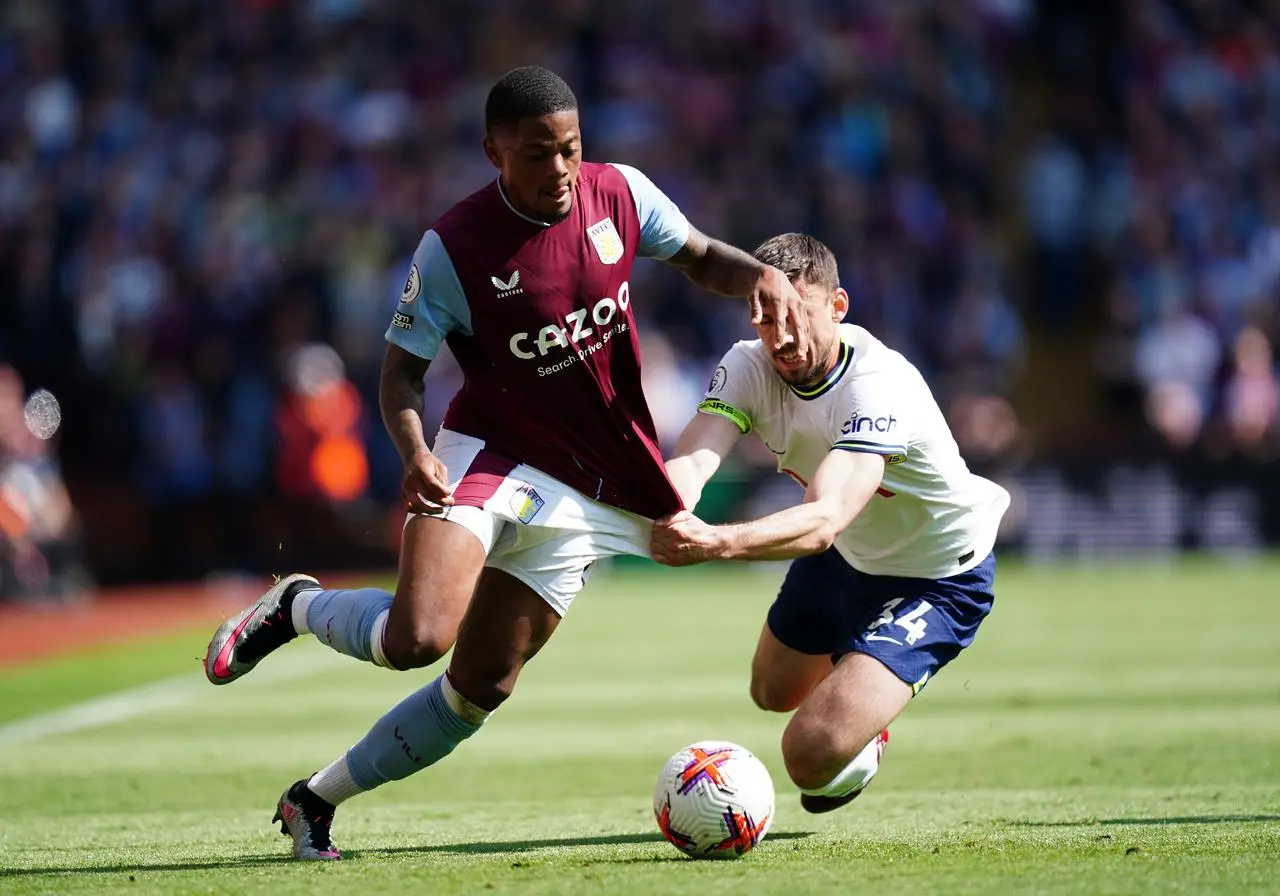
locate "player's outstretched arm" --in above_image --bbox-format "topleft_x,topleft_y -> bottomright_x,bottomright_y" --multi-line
380,343 -> 454,515
664,226 -> 810,357
651,450 -> 885,565
664,412 -> 744,510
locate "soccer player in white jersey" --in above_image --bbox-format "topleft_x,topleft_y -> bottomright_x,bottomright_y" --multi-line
651,232 -> 1010,814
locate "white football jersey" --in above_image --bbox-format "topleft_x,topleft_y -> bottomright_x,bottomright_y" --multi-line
699,324 -> 1009,578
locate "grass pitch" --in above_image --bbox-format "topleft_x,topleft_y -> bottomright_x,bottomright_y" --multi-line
1,559 -> 1278,895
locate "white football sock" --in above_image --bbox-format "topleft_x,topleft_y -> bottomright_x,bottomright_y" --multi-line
308,756 -> 365,806
441,671 -> 492,725
800,733 -> 881,798
369,609 -> 393,669
291,588 -> 319,635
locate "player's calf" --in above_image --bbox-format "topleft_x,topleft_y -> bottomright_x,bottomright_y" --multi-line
795,729 -> 889,814
782,716 -> 880,793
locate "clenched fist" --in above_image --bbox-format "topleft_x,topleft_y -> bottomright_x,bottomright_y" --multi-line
650,511 -> 727,566
402,449 -> 455,515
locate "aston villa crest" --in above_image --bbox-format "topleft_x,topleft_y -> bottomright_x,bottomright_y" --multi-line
587,217 -> 624,265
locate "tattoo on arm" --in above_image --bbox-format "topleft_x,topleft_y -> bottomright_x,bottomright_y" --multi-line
379,345 -> 432,463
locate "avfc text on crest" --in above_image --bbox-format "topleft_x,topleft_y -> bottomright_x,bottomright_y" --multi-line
509,484 -> 545,524
587,218 -> 624,265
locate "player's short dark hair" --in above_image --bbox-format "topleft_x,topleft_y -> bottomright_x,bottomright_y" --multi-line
752,233 -> 839,294
485,66 -> 579,133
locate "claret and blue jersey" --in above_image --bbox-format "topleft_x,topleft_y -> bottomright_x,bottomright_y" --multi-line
386,161 -> 691,519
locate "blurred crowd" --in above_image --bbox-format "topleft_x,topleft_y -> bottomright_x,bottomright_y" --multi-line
1,0 -> 1277,590
1090,0 -> 1280,457
0,0 -> 1032,586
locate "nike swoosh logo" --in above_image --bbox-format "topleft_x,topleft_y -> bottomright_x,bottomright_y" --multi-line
864,633 -> 902,645
210,612 -> 257,680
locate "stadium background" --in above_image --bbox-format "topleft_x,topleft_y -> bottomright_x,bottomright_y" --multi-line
2,0 -> 1279,599
1,4 -> 1277,892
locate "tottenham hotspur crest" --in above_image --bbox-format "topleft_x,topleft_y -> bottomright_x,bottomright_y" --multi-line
587,217 -> 624,265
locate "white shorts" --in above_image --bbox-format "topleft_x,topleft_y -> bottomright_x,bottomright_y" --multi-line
415,428 -> 653,615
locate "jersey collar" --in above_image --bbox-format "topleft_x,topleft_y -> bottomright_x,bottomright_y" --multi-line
496,178 -> 554,228
787,340 -> 853,400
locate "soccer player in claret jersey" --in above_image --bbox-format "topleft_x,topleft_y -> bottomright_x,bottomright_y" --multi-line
202,67 -> 812,860
651,232 -> 1010,814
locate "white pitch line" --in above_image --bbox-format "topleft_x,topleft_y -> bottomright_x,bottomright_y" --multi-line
0,651 -> 337,748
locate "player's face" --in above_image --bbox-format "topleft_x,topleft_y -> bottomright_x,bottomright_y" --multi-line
484,111 -> 582,221
759,280 -> 849,387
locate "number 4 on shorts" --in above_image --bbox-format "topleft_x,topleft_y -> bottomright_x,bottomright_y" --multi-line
866,598 -> 934,646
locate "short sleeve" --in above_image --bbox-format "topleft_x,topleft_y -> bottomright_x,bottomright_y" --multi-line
610,163 -> 691,260
385,230 -> 473,360
831,374 -> 913,462
695,342 -> 766,434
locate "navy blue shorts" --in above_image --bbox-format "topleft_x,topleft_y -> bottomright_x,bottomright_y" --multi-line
766,549 -> 996,694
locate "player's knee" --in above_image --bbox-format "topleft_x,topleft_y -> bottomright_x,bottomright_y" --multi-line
749,676 -> 804,713
780,720 -> 844,791
382,624 -> 453,670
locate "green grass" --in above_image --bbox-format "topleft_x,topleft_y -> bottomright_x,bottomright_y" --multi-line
0,631 -> 214,726
1,558 -> 1278,895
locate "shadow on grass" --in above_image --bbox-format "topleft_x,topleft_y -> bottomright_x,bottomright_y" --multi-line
0,855 -> 294,877
348,830 -> 814,861
1,832 -> 816,876
1010,815 -> 1280,827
